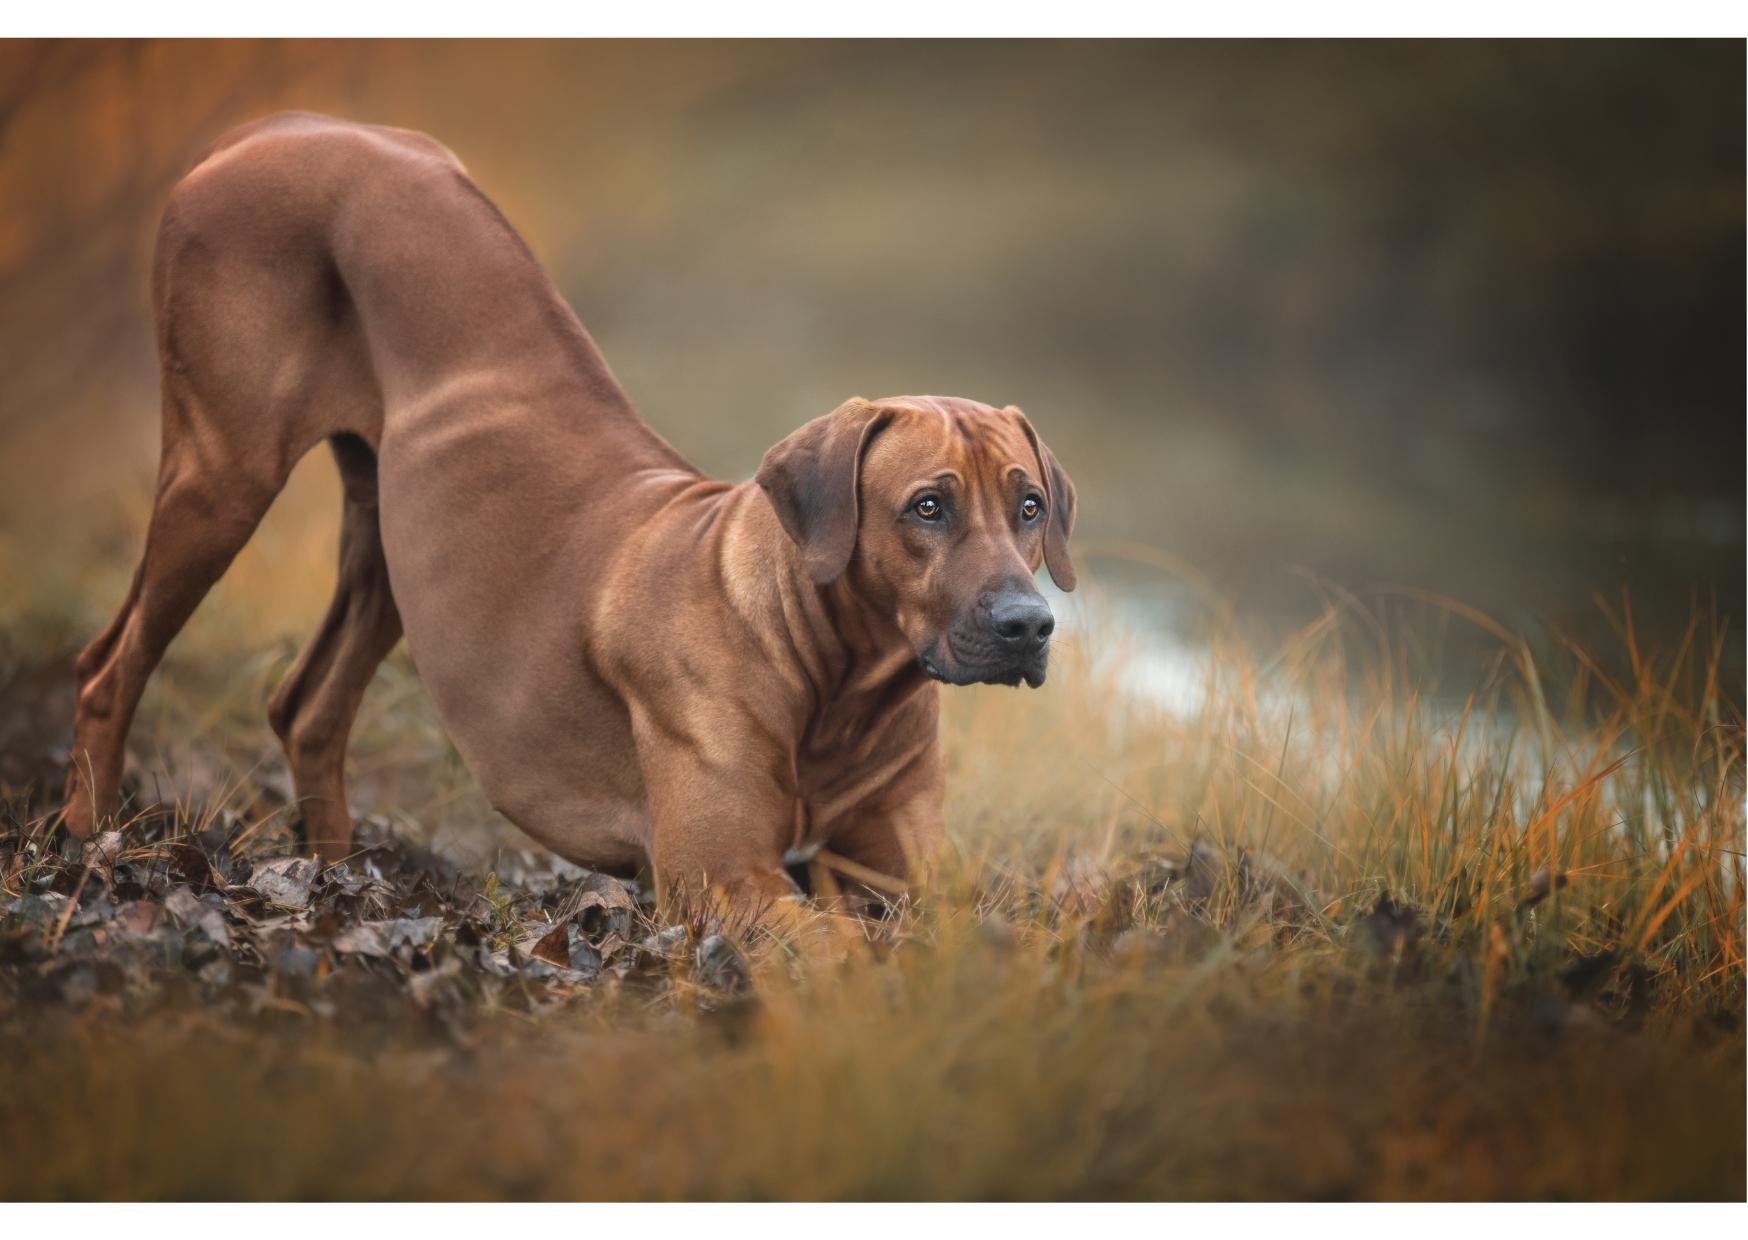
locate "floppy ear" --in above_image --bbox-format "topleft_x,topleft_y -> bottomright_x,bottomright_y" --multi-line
1010,407 -> 1078,591
756,397 -> 891,585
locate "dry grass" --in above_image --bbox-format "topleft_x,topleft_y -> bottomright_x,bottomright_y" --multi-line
0,564 -> 1742,1200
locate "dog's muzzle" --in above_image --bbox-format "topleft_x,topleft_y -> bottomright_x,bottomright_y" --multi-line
920,588 -> 1054,689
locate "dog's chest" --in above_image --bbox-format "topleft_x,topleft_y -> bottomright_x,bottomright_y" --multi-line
791,696 -> 937,841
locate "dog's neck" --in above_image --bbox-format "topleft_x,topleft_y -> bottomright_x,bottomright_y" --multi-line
771,542 -> 934,737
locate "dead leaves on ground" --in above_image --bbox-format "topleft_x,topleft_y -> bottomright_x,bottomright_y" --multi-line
0,811 -> 751,1037
0,800 -> 1664,1046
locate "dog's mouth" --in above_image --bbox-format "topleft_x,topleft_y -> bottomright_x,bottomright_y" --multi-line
919,647 -> 1047,690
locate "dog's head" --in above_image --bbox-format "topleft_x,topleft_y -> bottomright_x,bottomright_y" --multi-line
757,395 -> 1076,688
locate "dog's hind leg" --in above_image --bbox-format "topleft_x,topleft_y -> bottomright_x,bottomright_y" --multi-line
62,387 -> 287,840
266,433 -> 402,862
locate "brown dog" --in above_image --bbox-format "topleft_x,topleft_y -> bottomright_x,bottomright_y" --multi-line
61,113 -> 1077,909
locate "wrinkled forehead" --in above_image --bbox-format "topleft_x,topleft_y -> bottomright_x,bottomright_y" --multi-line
862,397 -> 1039,489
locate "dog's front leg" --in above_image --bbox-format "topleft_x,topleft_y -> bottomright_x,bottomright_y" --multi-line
627,704 -> 803,921
818,769 -> 947,911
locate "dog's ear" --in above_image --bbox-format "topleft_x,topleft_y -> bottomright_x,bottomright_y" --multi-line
1009,407 -> 1078,591
757,397 -> 891,585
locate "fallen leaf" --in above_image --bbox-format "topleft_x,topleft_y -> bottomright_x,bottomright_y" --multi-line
529,921 -> 570,967
194,909 -> 231,948
167,841 -> 223,893
165,885 -> 232,948
249,857 -> 319,908
636,926 -> 688,959
332,917 -> 442,958
109,900 -> 166,937
81,830 -> 126,874
694,934 -> 750,993
13,891 -> 69,925
565,873 -> 640,946
163,886 -> 204,926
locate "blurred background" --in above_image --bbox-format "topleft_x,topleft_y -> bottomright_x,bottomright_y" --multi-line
1,40 -> 1742,682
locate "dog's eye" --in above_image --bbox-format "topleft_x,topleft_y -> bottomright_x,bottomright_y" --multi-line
1020,495 -> 1043,523
912,496 -> 943,521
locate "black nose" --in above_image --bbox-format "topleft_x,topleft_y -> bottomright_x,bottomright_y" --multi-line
987,592 -> 1055,650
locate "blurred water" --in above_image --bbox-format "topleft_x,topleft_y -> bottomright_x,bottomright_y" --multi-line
1045,579 -> 1212,718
